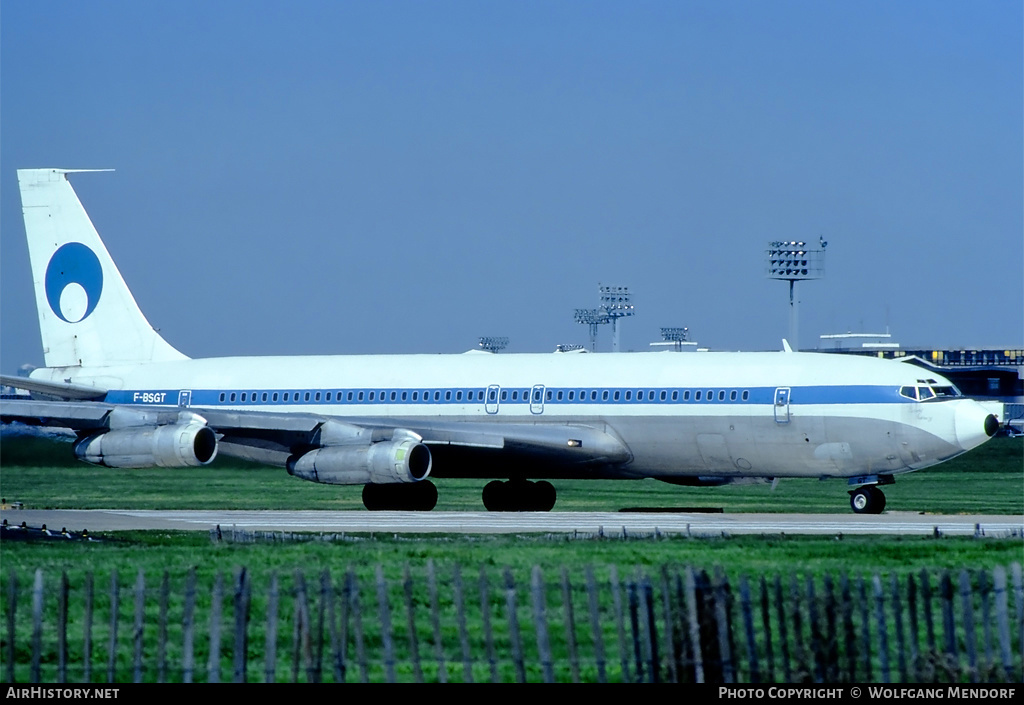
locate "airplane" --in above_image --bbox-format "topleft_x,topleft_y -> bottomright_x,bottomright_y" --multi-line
0,168 -> 999,514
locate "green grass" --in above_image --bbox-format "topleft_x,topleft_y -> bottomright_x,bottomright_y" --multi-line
1,533 -> 1021,683
2,432 -> 1021,683
1,433 -> 1021,514
1,530 -> 1021,576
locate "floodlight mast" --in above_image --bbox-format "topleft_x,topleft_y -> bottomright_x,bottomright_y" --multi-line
477,336 -> 509,353
765,240 -> 826,350
573,308 -> 607,352
660,327 -> 689,352
599,285 -> 635,353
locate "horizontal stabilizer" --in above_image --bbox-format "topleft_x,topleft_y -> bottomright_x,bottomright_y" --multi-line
0,374 -> 107,401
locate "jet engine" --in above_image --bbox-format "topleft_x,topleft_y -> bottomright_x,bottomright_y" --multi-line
74,422 -> 218,468
287,438 -> 432,485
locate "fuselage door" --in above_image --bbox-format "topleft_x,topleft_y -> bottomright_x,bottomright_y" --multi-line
485,385 -> 500,415
530,384 -> 546,415
178,390 -> 192,408
773,387 -> 791,424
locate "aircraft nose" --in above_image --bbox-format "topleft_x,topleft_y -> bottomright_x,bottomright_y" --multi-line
954,402 -> 999,451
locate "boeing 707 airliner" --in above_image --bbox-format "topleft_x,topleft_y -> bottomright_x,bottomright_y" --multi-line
0,169 -> 999,513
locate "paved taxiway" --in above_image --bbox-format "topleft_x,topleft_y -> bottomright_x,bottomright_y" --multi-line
2,510 -> 1021,537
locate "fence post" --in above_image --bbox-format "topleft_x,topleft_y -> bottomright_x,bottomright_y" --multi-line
774,574 -> 790,682
106,570 -> 119,684
157,571 -> 169,683
427,560 -> 448,683
959,570 -> 979,683
740,576 -> 759,683
265,572 -> 279,683
531,566 -> 554,683
686,566 -> 705,683
182,568 -> 196,683
610,565 -> 631,683
713,567 -> 734,684
1012,563 -> 1023,683
208,572 -> 223,683
233,567 -> 251,683
642,575 -> 658,683
840,574 -> 855,683
503,567 -> 526,683
873,574 -> 890,683
31,569 -> 43,683
585,565 -> 608,684
627,578 -> 643,683
806,575 -> 822,682
561,567 -> 581,683
790,574 -> 806,681
58,571 -> 68,684
133,569 -> 145,683
325,569 -> 343,684
374,565 -> 396,683
759,575 -> 775,683
292,570 -> 312,682
453,564 -> 474,683
478,566 -> 499,683
907,573 -> 920,681
349,569 -> 368,683
5,570 -> 15,684
992,565 -> 1013,682
940,570 -> 957,678
402,563 -> 423,683
891,573 -> 907,683
978,569 -> 994,673
857,575 -> 871,682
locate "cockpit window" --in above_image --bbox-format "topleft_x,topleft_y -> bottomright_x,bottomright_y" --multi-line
900,386 -> 918,400
903,383 -> 961,401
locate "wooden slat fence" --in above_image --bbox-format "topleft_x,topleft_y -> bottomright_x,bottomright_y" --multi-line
2,562 -> 1021,683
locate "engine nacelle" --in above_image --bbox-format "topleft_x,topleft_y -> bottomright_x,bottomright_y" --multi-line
74,423 -> 218,468
287,438 -> 432,485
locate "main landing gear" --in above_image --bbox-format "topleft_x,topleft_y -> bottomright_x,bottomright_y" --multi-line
849,485 -> 887,515
482,479 -> 557,512
362,481 -> 438,511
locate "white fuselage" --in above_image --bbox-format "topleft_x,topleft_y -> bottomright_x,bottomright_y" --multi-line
32,349 -> 993,481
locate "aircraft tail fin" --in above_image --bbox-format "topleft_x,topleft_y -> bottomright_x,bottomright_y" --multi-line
17,169 -> 188,369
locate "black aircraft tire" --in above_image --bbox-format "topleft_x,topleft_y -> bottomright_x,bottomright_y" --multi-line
534,480 -> 556,512
849,486 -> 885,515
482,480 -> 506,512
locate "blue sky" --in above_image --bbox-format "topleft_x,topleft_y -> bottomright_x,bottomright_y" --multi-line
2,1 -> 1021,371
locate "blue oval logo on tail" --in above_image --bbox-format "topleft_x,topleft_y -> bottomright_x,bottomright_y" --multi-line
45,243 -> 104,323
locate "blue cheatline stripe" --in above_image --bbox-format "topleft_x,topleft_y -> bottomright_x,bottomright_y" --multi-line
104,384 -> 912,408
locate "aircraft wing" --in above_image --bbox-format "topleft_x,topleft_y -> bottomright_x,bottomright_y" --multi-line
0,398 -> 633,475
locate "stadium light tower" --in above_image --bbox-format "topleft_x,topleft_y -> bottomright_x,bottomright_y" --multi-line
574,308 -> 608,352
660,327 -> 689,352
477,336 -> 509,353
599,285 -> 635,353
766,239 -> 826,350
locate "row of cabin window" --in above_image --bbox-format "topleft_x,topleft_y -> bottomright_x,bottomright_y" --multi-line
216,388 -> 753,404
218,389 -> 486,404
